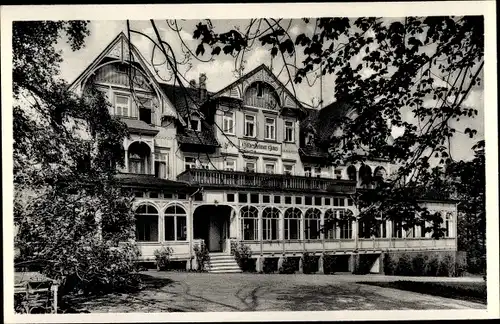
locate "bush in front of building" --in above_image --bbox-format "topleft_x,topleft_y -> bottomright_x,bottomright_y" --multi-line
193,242 -> 210,272
262,257 -> 278,274
322,253 -> 338,274
353,254 -> 378,275
231,241 -> 255,272
279,257 -> 298,274
301,252 -> 319,274
154,246 -> 173,271
384,252 -> 466,277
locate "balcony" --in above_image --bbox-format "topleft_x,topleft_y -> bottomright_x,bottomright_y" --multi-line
177,168 -> 357,194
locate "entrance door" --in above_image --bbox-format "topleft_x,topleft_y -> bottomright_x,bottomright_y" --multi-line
208,215 -> 224,252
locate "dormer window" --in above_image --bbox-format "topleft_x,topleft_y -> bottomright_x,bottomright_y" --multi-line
189,116 -> 201,132
138,97 -> 153,124
306,133 -> 315,146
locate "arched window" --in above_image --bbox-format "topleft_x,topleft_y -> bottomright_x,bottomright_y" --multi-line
444,212 -> 453,238
262,207 -> 280,241
347,165 -> 357,182
305,208 -> 321,240
164,205 -> 187,241
374,166 -> 387,181
135,204 -> 158,242
324,209 -> 336,239
339,209 -> 353,239
128,141 -> 151,174
241,206 -> 259,241
359,164 -> 373,187
284,208 -> 302,240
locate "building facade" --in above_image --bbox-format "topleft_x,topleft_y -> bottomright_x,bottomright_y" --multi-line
69,33 -> 458,273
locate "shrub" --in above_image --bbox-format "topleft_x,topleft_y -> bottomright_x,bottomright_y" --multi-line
301,252 -> 318,274
263,257 -> 278,274
231,241 -> 255,272
322,253 -> 337,274
424,255 -> 440,276
193,242 -> 210,272
411,254 -> 426,276
395,253 -> 413,276
154,246 -> 173,271
383,253 -> 395,275
437,254 -> 456,277
279,257 -> 297,274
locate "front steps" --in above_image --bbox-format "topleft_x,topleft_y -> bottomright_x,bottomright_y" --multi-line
207,253 -> 242,273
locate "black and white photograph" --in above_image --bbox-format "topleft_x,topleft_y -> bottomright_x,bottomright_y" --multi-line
2,1 -> 498,322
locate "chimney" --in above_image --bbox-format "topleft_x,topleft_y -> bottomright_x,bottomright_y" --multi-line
199,73 -> 207,102
189,79 -> 197,88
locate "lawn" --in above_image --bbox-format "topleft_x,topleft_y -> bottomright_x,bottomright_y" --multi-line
358,280 -> 487,305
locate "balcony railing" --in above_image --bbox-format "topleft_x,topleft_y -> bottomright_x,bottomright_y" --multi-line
177,168 -> 357,193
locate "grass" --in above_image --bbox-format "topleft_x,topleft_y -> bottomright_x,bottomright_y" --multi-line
358,280 -> 487,305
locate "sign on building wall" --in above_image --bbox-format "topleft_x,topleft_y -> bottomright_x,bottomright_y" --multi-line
239,139 -> 282,156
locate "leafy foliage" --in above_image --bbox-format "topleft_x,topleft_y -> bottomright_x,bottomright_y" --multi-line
278,257 -> 298,274
262,257 -> 278,274
193,242 -> 210,271
383,252 -> 466,277
154,246 -> 174,271
301,252 -> 319,274
322,253 -> 339,274
188,17 -> 484,235
13,21 -> 138,296
230,241 -> 255,272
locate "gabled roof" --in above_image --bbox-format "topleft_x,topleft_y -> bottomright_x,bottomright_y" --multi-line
68,32 -> 180,121
212,64 -> 305,111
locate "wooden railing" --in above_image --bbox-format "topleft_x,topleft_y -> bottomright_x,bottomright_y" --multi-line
177,168 -> 357,193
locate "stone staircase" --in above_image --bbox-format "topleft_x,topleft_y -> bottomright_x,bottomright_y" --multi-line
207,253 -> 242,273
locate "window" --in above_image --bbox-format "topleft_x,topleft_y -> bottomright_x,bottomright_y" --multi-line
224,159 -> 236,171
262,208 -> 280,240
305,208 -> 321,240
304,166 -> 312,177
138,97 -> 152,124
305,133 -> 314,145
263,195 -> 270,203
274,195 -> 281,204
135,205 -> 159,242
185,157 -> 197,170
245,161 -> 256,173
339,210 -> 353,239
227,193 -> 235,202
154,153 -> 168,179
285,208 -> 302,240
283,164 -> 294,175
284,121 -> 294,142
250,194 -> 259,204
314,167 -> 322,178
334,169 -> 342,180
314,197 -> 322,206
134,191 -> 144,198
444,212 -> 453,238
285,196 -> 292,204
164,205 -> 187,241
194,192 -> 203,201
324,198 -> 331,206
265,163 -> 275,174
257,83 -> 263,97
190,118 -> 201,132
241,206 -> 259,240
265,118 -> 276,140
238,193 -> 248,203
305,196 -> 313,206
333,198 -> 345,207
295,196 -> 302,205
324,209 -> 336,239
177,193 -> 187,200
149,192 -> 159,199
222,111 -> 234,134
392,220 -> 403,238
347,199 -> 354,206
244,115 -> 256,137
115,94 -> 130,117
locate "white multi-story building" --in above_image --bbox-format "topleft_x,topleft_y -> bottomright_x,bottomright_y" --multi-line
69,32 -> 457,273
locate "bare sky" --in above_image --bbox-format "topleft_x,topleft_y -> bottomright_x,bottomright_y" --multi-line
56,19 -> 484,162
